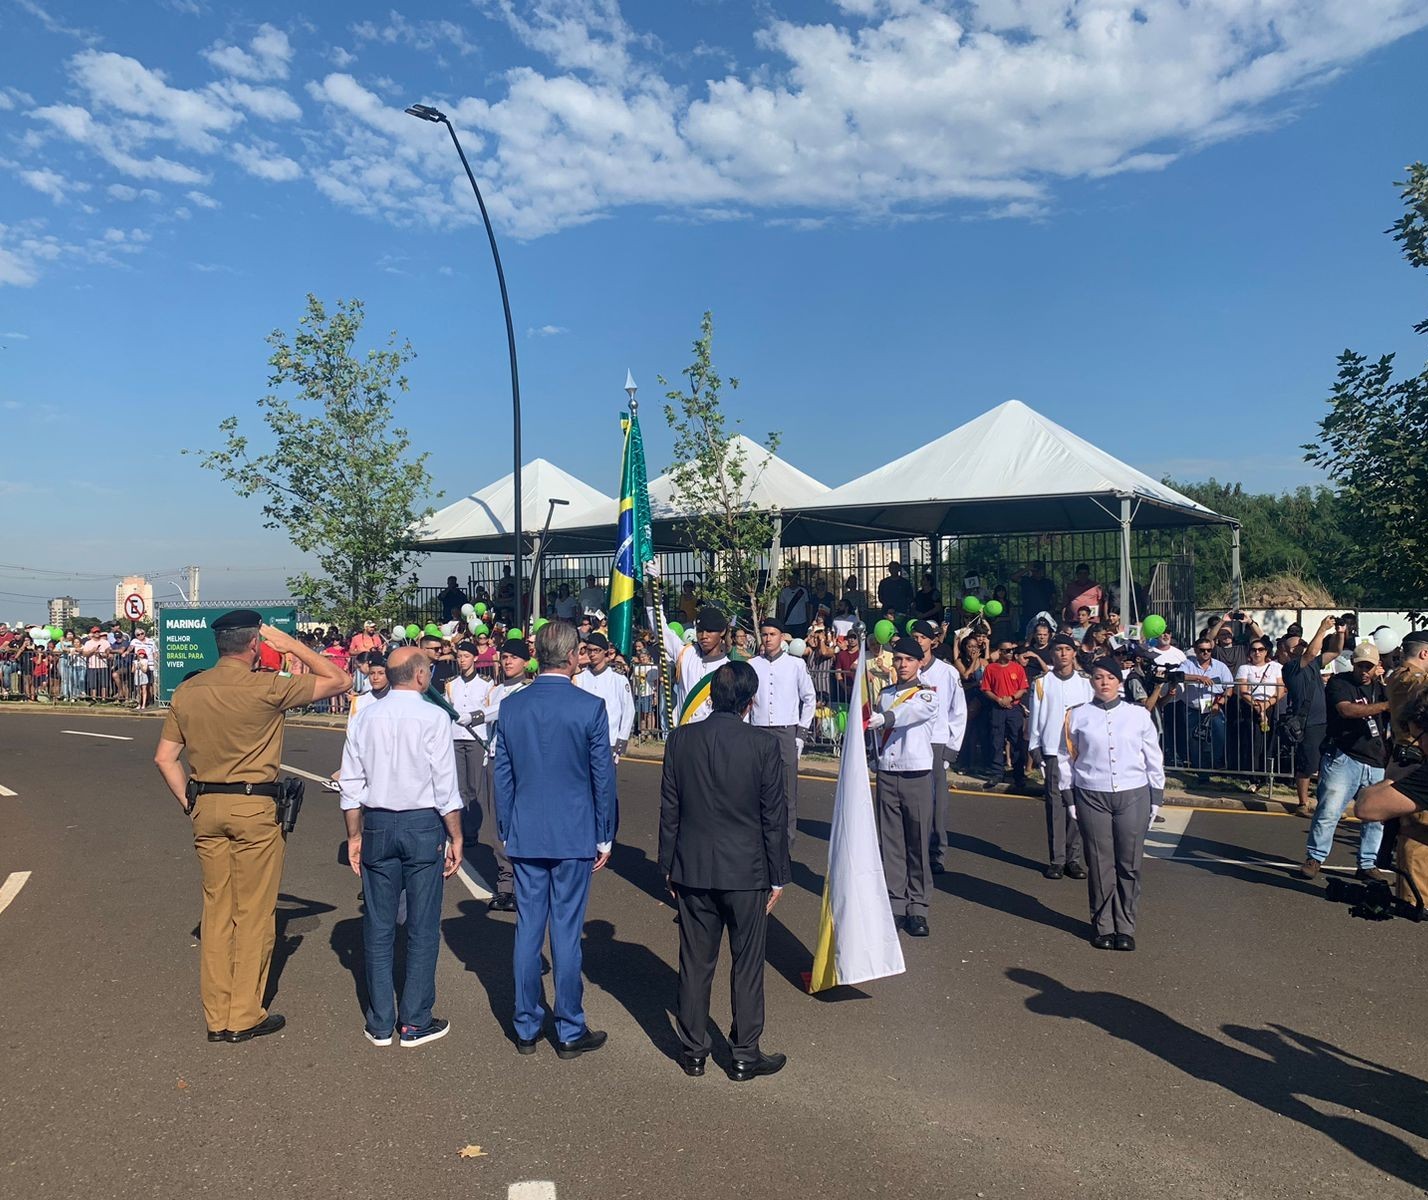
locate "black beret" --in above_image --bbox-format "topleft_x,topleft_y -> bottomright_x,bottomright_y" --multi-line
455,641 -> 477,655
211,609 -> 261,632
911,620 -> 939,640
585,632 -> 610,651
367,651 -> 387,668
758,616 -> 785,632
1089,656 -> 1124,681
891,636 -> 923,659
696,606 -> 728,633
1051,633 -> 1078,648
499,638 -> 531,660
1402,629 -> 1428,649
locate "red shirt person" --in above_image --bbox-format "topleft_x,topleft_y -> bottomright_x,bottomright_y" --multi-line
981,639 -> 1030,791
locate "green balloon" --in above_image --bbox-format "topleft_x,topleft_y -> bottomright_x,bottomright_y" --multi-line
903,618 -> 917,635
873,619 -> 897,644
962,595 -> 983,614
405,623 -> 420,639
509,627 -> 523,640
668,622 -> 684,639
984,599 -> 1004,618
472,622 -> 489,637
524,658 -> 538,674
1143,614 -> 1167,639
49,626 -> 63,641
532,617 -> 548,632
473,601 -> 487,616
424,623 -> 441,637
835,709 -> 848,733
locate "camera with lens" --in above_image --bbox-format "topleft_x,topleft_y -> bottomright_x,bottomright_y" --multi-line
1145,661 -> 1185,686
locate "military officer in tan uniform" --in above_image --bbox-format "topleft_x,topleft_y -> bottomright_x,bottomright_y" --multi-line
154,610 -> 350,1043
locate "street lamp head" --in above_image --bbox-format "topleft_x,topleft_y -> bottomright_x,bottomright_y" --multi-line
551,497 -> 570,507
624,368 -> 637,402
405,104 -> 446,123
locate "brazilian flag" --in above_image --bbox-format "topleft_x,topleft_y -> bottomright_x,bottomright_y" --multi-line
608,409 -> 654,657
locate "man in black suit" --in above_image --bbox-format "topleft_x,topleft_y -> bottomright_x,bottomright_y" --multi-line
659,661 -> 790,1082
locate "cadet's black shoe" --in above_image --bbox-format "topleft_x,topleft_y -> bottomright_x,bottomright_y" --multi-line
678,1054 -> 706,1077
982,779 -> 1000,791
515,1036 -> 540,1056
1090,934 -> 1115,950
728,1052 -> 786,1082
1065,862 -> 1088,880
904,915 -> 929,937
555,1029 -> 608,1060
1043,864 -> 1064,880
226,1013 -> 285,1043
1113,934 -> 1136,952
488,893 -> 517,912
930,861 -> 946,875
206,1030 -> 230,1043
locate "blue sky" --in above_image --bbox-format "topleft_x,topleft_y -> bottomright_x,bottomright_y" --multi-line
2,0 -> 1427,622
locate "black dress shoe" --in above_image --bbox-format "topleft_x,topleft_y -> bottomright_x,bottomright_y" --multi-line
555,1028 -> 607,1060
728,1051 -> 786,1082
1043,864 -> 1064,880
1113,934 -> 1136,952
1090,934 -> 1115,950
904,915 -> 929,937
515,1036 -> 540,1056
982,779 -> 1000,791
206,1030 -> 231,1043
678,1054 -> 706,1077
226,1013 -> 285,1043
1064,862 -> 1088,880
488,893 -> 517,913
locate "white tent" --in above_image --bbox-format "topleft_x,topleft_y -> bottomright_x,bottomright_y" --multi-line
415,458 -> 616,554
647,434 -> 830,518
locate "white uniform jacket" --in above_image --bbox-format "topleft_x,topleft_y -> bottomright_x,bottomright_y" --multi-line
749,651 -> 816,732
575,666 -> 635,749
446,672 -> 488,743
1065,698 -> 1165,801
648,606 -> 727,724
874,680 -> 940,773
1028,670 -> 1095,758
920,656 -> 966,754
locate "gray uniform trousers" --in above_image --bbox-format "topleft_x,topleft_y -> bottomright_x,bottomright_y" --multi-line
928,743 -> 950,866
876,769 -> 933,918
767,725 -> 801,848
464,739 -> 513,896
1074,785 -> 1152,936
1042,755 -> 1083,868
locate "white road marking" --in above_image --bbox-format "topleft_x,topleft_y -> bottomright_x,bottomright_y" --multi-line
1160,856 -> 1361,873
0,871 -> 31,917
0,783 -> 16,797
457,863 -> 493,902
509,1184 -> 557,1200
60,730 -> 133,741
1144,806 -> 1193,859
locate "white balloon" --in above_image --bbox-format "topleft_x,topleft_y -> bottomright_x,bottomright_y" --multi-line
683,628 -> 696,644
441,620 -> 460,637
788,638 -> 807,657
461,603 -> 475,618
392,623 -> 406,639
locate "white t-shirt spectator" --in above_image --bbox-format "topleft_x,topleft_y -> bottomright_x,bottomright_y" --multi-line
578,584 -> 607,616
555,594 -> 581,621
1235,660 -> 1283,700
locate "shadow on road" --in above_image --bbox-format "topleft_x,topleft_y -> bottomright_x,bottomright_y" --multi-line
938,870 -> 1089,938
441,898 -> 518,1033
582,918 -> 682,1060
1008,968 -> 1428,1190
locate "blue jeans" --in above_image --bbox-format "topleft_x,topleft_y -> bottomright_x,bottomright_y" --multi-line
1307,751 -> 1384,869
512,857 -> 593,1044
360,807 -> 448,1035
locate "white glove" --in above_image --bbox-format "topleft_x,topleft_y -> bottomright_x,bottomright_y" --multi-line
867,712 -> 886,731
795,737 -> 805,757
1068,805 -> 1078,821
646,560 -> 661,579
1149,804 -> 1161,828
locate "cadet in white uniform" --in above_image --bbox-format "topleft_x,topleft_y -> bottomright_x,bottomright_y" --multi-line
446,640 -> 490,845
650,602 -> 729,725
452,637 -> 531,912
911,620 -> 967,874
574,632 -> 635,760
1027,633 -> 1093,880
749,617 -> 817,846
867,636 -> 942,937
1065,656 -> 1165,951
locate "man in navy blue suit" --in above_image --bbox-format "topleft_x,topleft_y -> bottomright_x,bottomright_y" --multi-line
494,619 -> 618,1058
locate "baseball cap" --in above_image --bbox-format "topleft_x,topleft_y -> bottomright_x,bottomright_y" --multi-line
1351,642 -> 1381,665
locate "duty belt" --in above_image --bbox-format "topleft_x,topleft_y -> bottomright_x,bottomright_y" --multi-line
191,781 -> 283,798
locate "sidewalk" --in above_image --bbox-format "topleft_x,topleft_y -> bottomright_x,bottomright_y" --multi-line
0,701 -> 1296,814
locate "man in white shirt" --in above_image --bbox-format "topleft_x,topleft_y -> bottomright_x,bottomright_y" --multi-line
866,637 -> 941,937
649,582 -> 729,725
339,646 -> 464,1047
554,584 -> 582,622
1027,634 -> 1093,880
574,633 -> 635,760
578,575 -> 607,619
749,618 -> 816,847
910,620 -> 966,875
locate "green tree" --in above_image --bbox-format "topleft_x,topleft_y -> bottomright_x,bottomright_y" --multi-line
189,295 -> 437,629
660,311 -> 782,620
1305,164 -> 1428,607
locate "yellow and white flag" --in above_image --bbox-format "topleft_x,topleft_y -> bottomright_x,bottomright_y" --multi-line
808,641 -> 905,992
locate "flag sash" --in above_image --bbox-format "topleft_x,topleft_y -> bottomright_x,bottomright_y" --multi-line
677,670 -> 714,725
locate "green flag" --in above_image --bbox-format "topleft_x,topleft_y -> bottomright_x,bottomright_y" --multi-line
608,409 -> 654,657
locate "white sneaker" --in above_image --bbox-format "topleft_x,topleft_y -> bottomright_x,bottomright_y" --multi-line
364,1028 -> 393,1047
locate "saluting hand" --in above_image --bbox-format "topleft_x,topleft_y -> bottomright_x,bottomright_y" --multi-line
259,623 -> 300,654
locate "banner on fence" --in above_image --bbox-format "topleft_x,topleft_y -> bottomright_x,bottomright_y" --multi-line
157,606 -> 298,703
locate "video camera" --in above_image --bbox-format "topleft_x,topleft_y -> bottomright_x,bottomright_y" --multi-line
1142,659 -> 1185,687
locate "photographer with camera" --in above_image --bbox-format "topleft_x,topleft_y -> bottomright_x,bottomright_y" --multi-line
1357,663 -> 1428,907
154,611 -> 350,1044
1280,616 -> 1337,817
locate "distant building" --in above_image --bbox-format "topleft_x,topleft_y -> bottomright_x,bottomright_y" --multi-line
48,596 -> 78,628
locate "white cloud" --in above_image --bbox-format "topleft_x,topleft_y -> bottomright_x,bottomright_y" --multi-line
330,46 -> 357,68
19,168 -> 89,203
527,324 -> 568,337
70,51 -> 240,152
31,103 -> 209,183
185,189 -> 220,208
232,142 -> 302,181
202,23 -> 293,81
351,12 -> 480,56
14,0 -> 100,45
106,184 -> 160,201
3,332 -> 30,340
208,80 -> 302,121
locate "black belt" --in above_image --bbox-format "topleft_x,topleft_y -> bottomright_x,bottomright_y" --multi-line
192,781 -> 283,798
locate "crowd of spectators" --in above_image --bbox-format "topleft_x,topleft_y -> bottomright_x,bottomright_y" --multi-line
0,623 -> 159,708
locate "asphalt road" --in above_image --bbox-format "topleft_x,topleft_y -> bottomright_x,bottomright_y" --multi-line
1,709 -> 1425,1199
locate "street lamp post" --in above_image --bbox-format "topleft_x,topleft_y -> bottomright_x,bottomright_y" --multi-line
530,497 -> 570,617
405,102 -> 524,629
